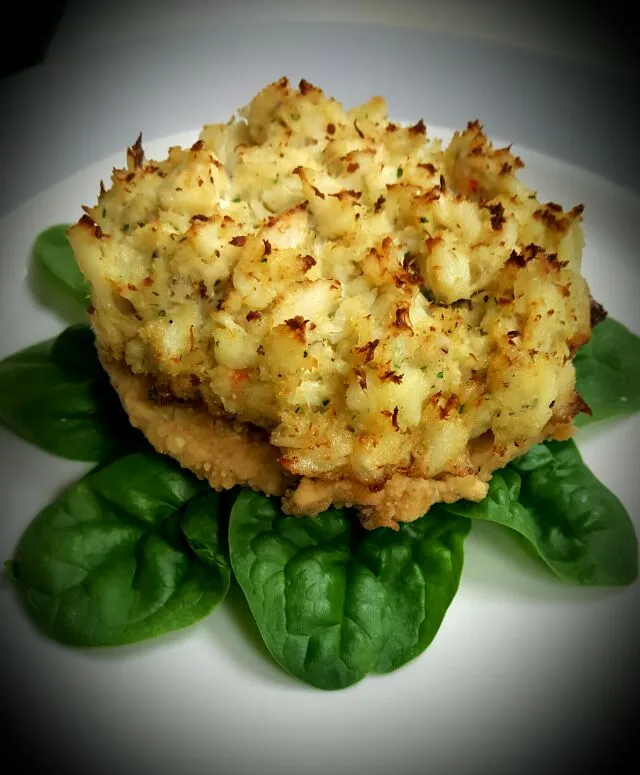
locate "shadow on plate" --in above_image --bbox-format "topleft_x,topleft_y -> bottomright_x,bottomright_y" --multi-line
71,578 -> 294,688
207,577 -> 297,689
26,249 -> 87,327
462,521 -> 620,604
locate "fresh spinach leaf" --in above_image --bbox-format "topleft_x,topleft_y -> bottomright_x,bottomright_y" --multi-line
448,440 -> 637,586
34,224 -> 91,305
181,492 -> 231,573
0,324 -> 141,461
10,452 -> 230,646
229,490 -> 470,690
574,318 -> 640,426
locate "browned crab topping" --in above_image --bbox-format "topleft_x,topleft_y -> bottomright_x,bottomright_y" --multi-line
329,189 -> 362,201
299,78 -> 316,95
507,249 -> 526,268
394,305 -> 413,333
546,253 -> 569,269
488,202 -> 506,231
507,243 -> 544,267
409,119 -> 426,135
354,367 -> 367,390
533,204 -> 580,232
127,133 -> 144,169
354,339 -> 380,364
284,316 -> 308,342
401,253 -> 422,284
78,214 -> 105,239
383,406 -> 400,429
300,254 -> 317,272
589,297 -> 608,328
571,393 -> 592,417
69,79 -> 595,531
438,394 -> 459,420
380,369 -> 403,384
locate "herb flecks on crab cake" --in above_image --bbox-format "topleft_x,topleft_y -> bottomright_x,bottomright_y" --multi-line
68,77 -> 591,529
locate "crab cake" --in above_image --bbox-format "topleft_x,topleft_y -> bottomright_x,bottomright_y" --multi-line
68,77 -> 591,529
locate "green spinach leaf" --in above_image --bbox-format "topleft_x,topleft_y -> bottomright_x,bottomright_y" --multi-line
0,325 -> 141,461
448,440 -> 637,586
229,490 -> 470,690
574,318 -> 640,426
10,452 -> 230,646
34,224 -> 91,305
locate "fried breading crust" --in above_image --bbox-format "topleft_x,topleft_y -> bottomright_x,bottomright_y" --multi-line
101,350 -> 489,526
100,353 -> 289,496
101,350 -> 575,529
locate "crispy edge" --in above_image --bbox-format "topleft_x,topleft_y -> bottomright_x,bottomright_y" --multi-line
100,352 -> 577,530
282,416 -> 576,529
100,353 -> 290,496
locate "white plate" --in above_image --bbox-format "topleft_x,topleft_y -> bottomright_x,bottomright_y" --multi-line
1,128 -> 638,774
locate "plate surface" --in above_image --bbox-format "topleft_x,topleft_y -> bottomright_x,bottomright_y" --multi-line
1,126 -> 638,775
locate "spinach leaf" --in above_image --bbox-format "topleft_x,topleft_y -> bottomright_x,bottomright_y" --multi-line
34,224 -> 91,305
0,324 -> 141,461
448,440 -> 637,586
574,318 -> 640,426
229,490 -> 470,690
10,452 -> 230,646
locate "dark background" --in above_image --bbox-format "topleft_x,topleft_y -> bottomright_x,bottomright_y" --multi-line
0,1 -> 66,77
2,1 -> 640,79
1,2 -> 639,774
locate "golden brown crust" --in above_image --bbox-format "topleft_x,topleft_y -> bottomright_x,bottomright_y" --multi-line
282,413 -> 575,529
102,351 -> 490,528
100,353 -> 576,530
100,352 -> 290,496
282,473 -> 490,530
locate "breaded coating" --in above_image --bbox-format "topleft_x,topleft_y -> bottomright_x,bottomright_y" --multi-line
69,77 -> 592,528
101,354 -> 289,495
